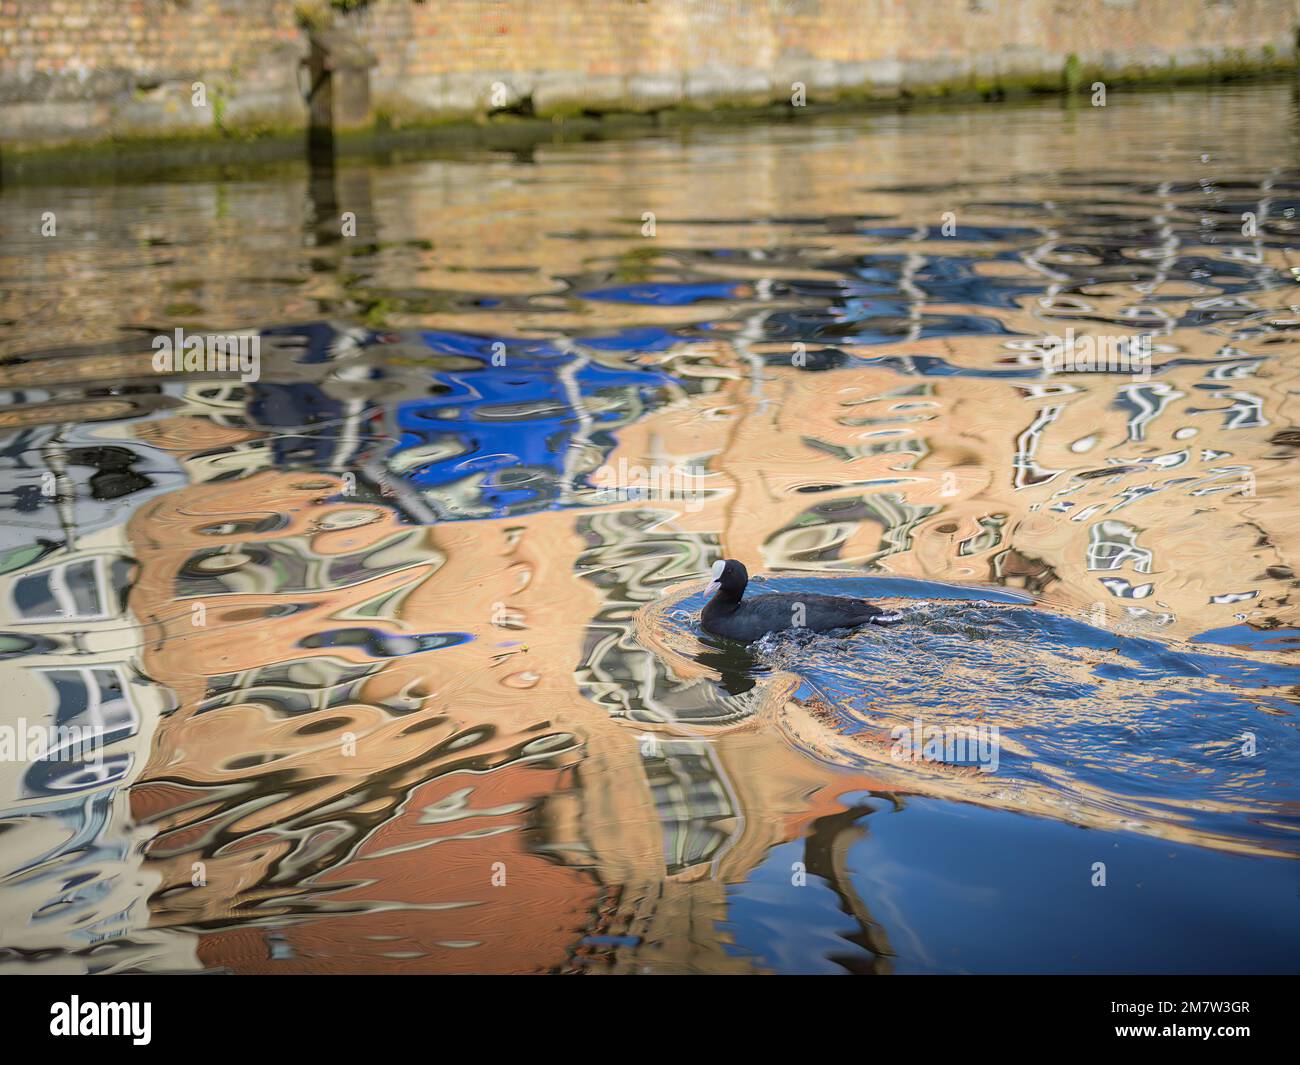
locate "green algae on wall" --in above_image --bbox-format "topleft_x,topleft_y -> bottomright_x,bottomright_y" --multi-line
1,0 -> 1298,171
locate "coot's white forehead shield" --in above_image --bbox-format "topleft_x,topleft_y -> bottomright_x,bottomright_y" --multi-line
711,560 -> 725,579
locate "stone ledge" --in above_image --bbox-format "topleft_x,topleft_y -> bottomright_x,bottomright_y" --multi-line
3,39 -> 1296,156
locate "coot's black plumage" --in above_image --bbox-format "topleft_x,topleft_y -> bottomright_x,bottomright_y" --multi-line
700,559 -> 902,643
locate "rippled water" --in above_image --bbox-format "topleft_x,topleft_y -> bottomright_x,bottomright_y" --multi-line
1,82 -> 1298,974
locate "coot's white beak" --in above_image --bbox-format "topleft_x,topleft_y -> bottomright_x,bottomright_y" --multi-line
705,559 -> 726,598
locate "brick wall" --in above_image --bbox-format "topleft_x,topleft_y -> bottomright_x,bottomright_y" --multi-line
1,0 -> 1296,146
0,0 -> 303,139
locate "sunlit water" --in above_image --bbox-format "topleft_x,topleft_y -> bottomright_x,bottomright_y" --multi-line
0,82 -> 1297,974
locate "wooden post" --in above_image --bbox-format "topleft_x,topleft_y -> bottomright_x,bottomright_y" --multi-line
305,33 -> 334,153
303,28 -> 376,152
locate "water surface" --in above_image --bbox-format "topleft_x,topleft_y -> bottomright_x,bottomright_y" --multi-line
0,82 -> 1297,974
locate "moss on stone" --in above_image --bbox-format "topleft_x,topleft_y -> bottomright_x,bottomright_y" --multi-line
3,52 -> 1296,185
1063,53 -> 1084,94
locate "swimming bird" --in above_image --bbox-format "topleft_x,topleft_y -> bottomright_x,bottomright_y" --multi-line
700,559 -> 902,643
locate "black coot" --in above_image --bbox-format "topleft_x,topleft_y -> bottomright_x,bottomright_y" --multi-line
700,559 -> 902,643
